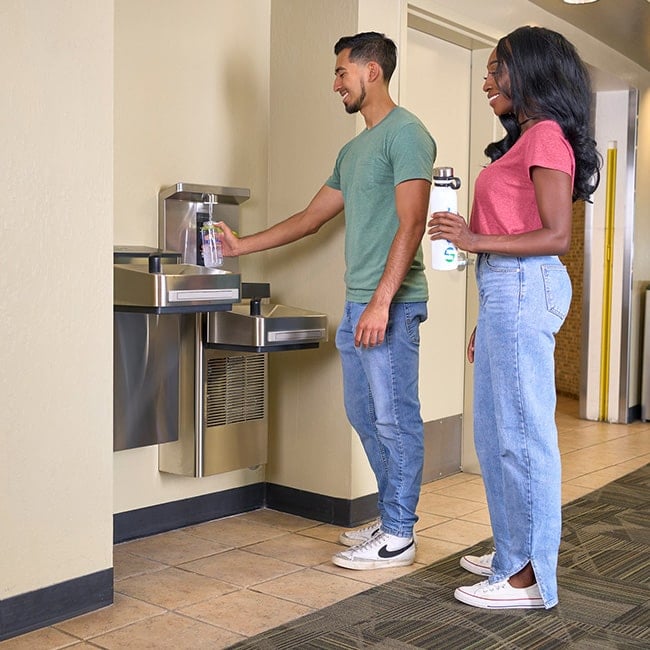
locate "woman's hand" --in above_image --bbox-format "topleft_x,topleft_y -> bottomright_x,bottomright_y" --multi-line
467,326 -> 476,363
428,211 -> 476,252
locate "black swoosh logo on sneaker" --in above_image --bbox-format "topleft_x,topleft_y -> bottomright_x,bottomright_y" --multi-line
377,539 -> 415,558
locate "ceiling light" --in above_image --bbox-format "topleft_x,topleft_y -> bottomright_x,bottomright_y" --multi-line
562,0 -> 599,4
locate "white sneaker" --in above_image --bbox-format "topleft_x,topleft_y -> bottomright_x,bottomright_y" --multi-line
332,531 -> 416,570
460,551 -> 495,577
339,518 -> 381,547
454,578 -> 545,609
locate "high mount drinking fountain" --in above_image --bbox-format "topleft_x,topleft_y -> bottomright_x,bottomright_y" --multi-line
114,261 -> 239,313
152,182 -> 328,477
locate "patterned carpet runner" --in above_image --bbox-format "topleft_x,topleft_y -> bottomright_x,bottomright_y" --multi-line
228,464 -> 650,649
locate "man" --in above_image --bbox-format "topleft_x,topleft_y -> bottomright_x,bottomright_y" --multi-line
217,32 -> 436,570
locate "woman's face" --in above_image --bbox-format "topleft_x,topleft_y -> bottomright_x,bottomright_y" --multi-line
482,48 -> 513,117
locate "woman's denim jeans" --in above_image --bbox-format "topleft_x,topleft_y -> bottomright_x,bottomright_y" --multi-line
474,254 -> 571,608
336,301 -> 427,538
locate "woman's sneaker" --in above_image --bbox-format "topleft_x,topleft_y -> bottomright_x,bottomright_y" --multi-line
338,518 -> 382,547
460,551 -> 495,576
454,578 -> 545,609
332,531 -> 415,570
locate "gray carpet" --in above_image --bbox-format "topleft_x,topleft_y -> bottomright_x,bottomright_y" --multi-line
228,464 -> 650,649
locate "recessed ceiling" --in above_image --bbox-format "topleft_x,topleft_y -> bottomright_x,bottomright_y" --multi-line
529,0 -> 650,71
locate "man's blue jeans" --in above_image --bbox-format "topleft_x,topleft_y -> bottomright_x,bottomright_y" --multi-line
474,254 -> 571,609
336,300 -> 427,538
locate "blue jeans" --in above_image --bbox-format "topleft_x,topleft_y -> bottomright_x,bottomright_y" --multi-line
336,301 -> 427,538
474,254 -> 571,609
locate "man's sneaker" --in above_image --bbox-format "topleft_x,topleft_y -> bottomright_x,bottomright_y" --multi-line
332,531 -> 415,570
460,551 -> 495,577
339,518 -> 381,547
454,579 -> 545,609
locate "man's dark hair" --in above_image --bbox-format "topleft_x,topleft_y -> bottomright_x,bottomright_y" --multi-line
334,32 -> 397,83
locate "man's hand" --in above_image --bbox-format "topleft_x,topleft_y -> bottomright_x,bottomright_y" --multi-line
355,302 -> 389,347
215,221 -> 241,257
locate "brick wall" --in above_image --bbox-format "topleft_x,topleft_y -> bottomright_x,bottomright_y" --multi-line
556,201 -> 586,399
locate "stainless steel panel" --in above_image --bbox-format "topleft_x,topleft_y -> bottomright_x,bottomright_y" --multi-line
616,89 -> 639,422
158,183 -> 249,273
159,182 -> 250,205
202,349 -> 267,476
114,312 -> 180,451
157,314 -> 203,475
206,303 -> 328,350
641,289 -> 650,421
422,414 -> 462,482
114,263 -> 240,311
158,334 -> 268,477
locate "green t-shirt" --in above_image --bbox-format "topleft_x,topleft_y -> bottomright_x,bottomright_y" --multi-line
326,106 -> 436,303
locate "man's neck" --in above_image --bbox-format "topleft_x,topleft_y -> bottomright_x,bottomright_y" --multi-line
361,96 -> 397,129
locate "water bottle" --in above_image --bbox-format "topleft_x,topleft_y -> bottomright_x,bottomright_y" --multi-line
428,166 -> 461,271
201,220 -> 223,267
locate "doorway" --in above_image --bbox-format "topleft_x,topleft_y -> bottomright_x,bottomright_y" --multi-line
403,14 -> 496,478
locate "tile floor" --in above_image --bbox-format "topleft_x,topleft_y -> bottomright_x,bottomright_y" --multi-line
3,396 -> 650,649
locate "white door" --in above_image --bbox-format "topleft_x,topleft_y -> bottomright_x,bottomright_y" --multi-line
403,27 -> 492,478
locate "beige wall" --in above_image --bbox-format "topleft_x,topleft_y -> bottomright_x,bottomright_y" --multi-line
266,0 -> 411,500
265,0 -> 357,497
113,0 -> 271,512
0,0 -> 114,598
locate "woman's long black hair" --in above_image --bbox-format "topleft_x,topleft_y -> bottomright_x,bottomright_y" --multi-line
486,26 -> 601,201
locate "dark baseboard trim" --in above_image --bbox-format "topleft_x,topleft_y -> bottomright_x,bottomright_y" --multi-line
114,482 -> 266,543
266,482 -> 378,528
114,482 -> 379,543
0,568 -> 113,642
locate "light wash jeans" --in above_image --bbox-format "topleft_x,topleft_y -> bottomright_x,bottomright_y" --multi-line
336,300 -> 427,538
474,254 -> 571,609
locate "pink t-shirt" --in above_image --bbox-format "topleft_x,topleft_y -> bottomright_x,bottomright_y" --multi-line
470,120 -> 575,236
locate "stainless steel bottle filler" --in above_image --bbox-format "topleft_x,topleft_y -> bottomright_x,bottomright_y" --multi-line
112,182 -> 328,476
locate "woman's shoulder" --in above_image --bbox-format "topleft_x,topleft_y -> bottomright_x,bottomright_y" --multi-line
521,120 -> 571,153
520,120 -> 574,170
525,120 -> 565,140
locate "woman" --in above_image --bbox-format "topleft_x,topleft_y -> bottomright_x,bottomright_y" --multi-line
429,26 -> 601,609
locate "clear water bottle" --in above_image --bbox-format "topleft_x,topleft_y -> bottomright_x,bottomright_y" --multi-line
201,220 -> 223,267
428,166 -> 461,271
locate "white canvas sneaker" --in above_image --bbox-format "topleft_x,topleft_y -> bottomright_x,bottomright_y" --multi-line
460,551 -> 495,577
454,578 -> 545,609
339,518 -> 382,547
332,531 -> 416,570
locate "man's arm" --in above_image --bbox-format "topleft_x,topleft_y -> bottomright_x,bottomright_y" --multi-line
355,178 -> 431,347
217,184 -> 344,256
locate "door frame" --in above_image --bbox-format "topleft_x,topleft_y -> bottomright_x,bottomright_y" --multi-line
403,6 -> 497,474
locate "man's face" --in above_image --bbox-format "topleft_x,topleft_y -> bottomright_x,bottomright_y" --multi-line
333,49 -> 366,114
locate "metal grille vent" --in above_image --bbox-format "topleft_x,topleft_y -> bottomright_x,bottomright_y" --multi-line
206,354 -> 266,427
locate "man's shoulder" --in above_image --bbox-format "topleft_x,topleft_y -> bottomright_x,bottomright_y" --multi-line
389,107 -> 433,140
392,106 -> 427,127
392,105 -> 417,120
